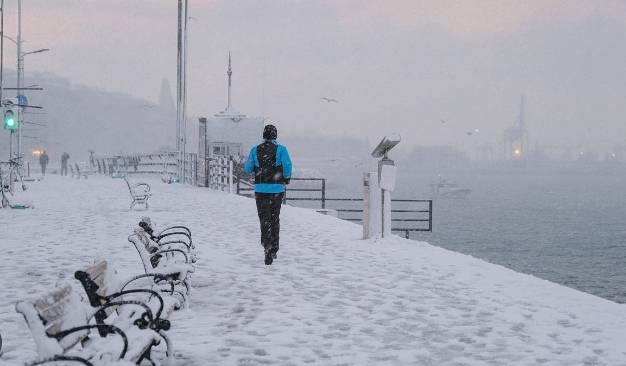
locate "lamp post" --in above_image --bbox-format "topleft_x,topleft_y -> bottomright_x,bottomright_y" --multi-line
1,31 -> 48,160
176,0 -> 189,182
16,48 -> 48,161
1,0 -> 4,105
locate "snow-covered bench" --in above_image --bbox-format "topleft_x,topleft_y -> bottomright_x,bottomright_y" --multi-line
74,260 -> 179,362
124,177 -> 151,210
138,217 -> 195,256
75,163 -> 92,179
128,228 -> 195,306
15,284 -> 160,366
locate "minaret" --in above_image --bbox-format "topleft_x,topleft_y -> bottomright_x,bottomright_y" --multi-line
227,52 -> 232,111
215,52 -> 244,119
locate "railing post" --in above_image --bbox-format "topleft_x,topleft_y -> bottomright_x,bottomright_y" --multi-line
228,159 -> 233,193
428,200 -> 433,232
321,178 -> 326,209
208,158 -> 212,189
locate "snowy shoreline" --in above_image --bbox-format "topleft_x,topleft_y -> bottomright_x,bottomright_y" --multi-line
1,175 -> 625,365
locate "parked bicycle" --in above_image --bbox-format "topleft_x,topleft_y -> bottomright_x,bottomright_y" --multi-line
0,158 -> 29,208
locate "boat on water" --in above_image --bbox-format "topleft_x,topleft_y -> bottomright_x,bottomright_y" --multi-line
431,176 -> 472,199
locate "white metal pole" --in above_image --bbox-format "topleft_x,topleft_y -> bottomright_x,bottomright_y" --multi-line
0,0 -> 4,104
16,0 -> 22,162
176,0 -> 182,180
181,0 -> 188,182
382,188 -> 391,238
363,171 -> 381,239
363,172 -> 370,239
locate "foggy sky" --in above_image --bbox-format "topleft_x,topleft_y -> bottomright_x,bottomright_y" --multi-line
4,0 -> 626,154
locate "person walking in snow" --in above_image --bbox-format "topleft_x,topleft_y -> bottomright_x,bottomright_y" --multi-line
244,124 -> 293,265
60,152 -> 70,176
39,151 -> 49,176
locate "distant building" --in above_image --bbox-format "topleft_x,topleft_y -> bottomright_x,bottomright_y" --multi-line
198,54 -> 264,183
502,96 -> 530,160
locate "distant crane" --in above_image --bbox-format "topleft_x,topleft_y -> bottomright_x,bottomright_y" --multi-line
502,96 -> 529,159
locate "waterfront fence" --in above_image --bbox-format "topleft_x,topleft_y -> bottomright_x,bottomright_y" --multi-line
237,176 -> 433,237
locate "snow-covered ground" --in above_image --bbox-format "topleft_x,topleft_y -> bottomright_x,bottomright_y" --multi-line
1,175 -> 625,365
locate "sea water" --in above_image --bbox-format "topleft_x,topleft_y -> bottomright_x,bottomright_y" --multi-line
398,169 -> 626,304
296,161 -> 626,303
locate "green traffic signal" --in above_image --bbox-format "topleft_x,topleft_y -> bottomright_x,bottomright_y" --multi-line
3,110 -> 16,130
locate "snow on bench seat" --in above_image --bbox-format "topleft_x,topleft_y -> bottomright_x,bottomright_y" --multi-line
15,284 -> 160,365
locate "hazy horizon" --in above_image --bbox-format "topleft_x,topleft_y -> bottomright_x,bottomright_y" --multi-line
2,1 -> 626,156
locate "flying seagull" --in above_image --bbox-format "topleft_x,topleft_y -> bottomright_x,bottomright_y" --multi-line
440,119 -> 447,124
320,97 -> 338,103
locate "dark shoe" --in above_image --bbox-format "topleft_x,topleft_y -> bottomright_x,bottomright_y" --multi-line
264,250 -> 273,265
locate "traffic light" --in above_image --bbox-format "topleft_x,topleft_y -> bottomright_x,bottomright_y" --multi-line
3,108 -> 16,130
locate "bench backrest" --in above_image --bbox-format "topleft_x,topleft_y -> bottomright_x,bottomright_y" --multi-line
80,260 -> 112,305
16,285 -> 89,357
129,228 -> 158,273
75,260 -> 126,327
123,176 -> 133,194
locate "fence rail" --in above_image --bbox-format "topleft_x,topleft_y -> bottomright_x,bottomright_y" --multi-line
92,152 -> 197,185
236,176 -> 432,237
90,153 -> 433,238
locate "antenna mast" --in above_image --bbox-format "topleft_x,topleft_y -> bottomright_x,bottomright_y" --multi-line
227,52 -> 232,111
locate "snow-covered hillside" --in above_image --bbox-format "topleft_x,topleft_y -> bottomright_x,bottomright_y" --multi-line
1,176 -> 625,365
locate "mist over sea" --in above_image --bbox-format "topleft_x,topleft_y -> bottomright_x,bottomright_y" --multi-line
295,159 -> 626,303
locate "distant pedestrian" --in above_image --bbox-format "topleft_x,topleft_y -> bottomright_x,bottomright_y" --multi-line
39,151 -> 49,176
61,152 -> 70,176
244,124 -> 293,265
88,150 -> 95,167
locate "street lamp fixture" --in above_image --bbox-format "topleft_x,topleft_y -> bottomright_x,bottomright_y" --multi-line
22,48 -> 49,57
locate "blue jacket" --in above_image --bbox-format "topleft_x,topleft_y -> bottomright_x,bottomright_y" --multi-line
244,140 -> 292,193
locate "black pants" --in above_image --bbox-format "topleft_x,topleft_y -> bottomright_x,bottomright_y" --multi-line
255,192 -> 284,254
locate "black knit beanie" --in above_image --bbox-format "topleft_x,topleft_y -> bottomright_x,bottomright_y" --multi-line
263,124 -> 277,140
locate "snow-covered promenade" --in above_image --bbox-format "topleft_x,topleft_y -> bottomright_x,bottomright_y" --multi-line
1,176 -> 625,365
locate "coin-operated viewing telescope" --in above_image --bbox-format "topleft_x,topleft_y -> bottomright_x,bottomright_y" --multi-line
371,133 -> 401,159
364,133 -> 401,239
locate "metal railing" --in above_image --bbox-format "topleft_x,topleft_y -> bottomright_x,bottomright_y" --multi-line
92,152 -> 197,185
236,176 -> 432,237
204,156 -> 233,192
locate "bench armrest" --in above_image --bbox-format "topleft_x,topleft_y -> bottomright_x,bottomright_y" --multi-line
103,289 -> 165,326
155,232 -> 192,248
29,355 -> 93,366
91,300 -> 155,331
157,240 -> 192,251
132,183 -> 150,192
156,225 -> 191,238
156,248 -> 189,263
52,324 -> 128,360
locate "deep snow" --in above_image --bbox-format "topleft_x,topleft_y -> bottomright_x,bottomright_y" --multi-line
1,175 -> 625,365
